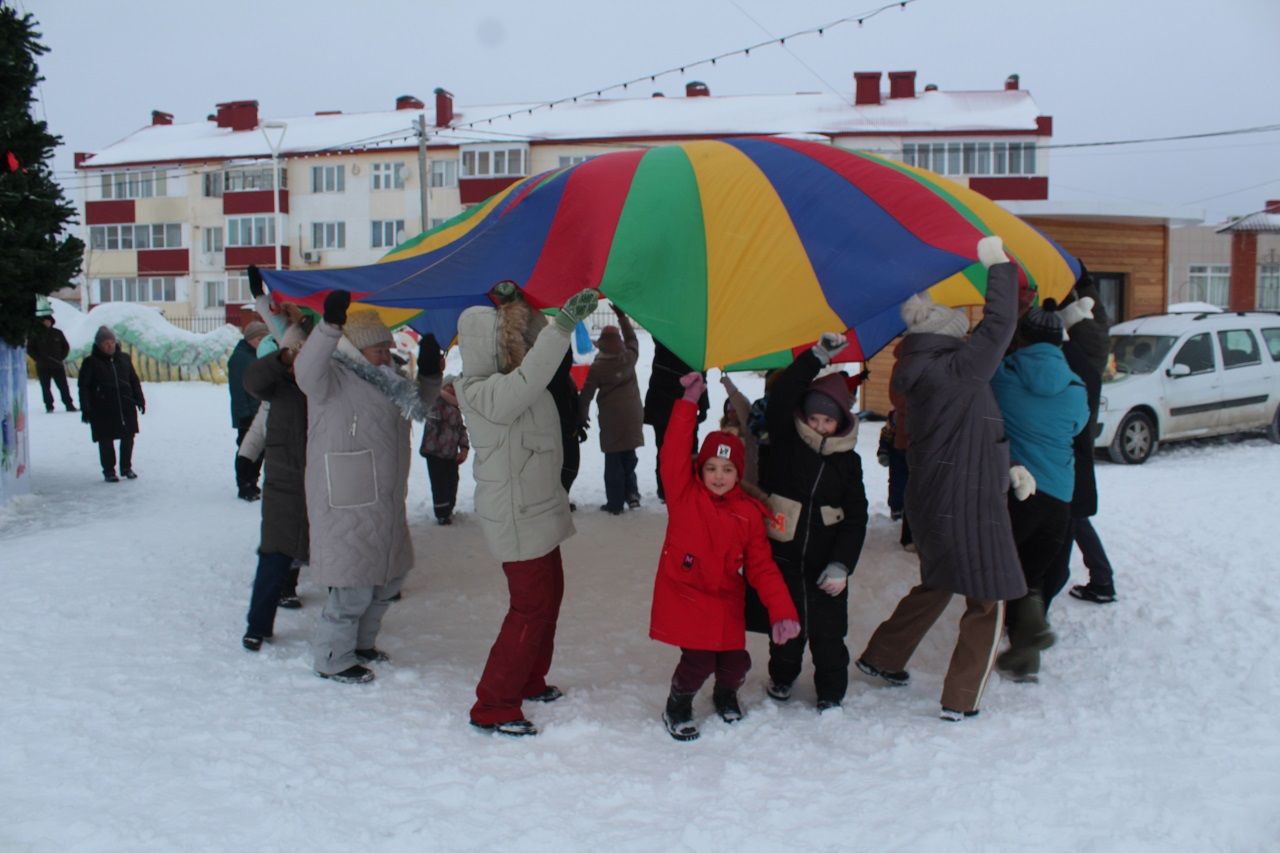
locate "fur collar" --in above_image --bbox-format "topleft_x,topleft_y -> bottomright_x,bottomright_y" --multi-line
332,347 -> 430,422
793,414 -> 859,455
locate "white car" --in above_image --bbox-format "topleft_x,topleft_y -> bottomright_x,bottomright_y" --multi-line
1095,310 -> 1280,463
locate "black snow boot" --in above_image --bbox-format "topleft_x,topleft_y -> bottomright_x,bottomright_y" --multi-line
855,657 -> 910,687
316,664 -> 375,684
1069,583 -> 1116,604
997,592 -> 1054,681
663,689 -> 700,741
712,686 -> 744,723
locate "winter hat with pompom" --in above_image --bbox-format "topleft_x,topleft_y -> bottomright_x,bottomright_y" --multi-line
342,311 -> 394,351
901,293 -> 969,338
1019,299 -> 1064,347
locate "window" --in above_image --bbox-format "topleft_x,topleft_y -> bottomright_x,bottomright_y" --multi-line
88,224 -> 183,251
223,166 -> 284,192
460,145 -> 528,178
203,227 -> 224,253
371,219 -> 405,249
202,172 -> 224,198
371,162 -> 406,190
1258,264 -> 1280,311
1217,329 -> 1261,369
226,272 -> 251,304
430,159 -> 457,188
226,216 -> 276,247
99,169 -> 168,199
1261,328 -> 1280,362
95,277 -> 179,303
429,217 -> 448,230
312,221 -> 346,249
1173,333 -> 1215,375
311,164 -> 345,193
903,141 -> 1036,176
1110,335 -> 1177,375
558,155 -> 592,168
204,280 -> 226,309
1188,265 -> 1230,307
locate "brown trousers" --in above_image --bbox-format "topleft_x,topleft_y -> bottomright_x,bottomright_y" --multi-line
861,585 -> 1004,713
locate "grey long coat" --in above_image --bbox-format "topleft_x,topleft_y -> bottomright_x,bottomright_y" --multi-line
294,323 -> 417,588
894,263 -> 1026,602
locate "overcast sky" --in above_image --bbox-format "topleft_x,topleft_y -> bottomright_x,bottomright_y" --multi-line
19,0 -> 1280,223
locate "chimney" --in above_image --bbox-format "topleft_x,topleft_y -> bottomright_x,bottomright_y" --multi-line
74,152 -> 89,168
434,88 -> 453,127
1005,74 -> 1020,91
854,72 -> 881,106
214,100 -> 259,131
396,94 -> 424,111
686,81 -> 710,97
151,110 -> 173,126
315,110 -> 342,116
888,71 -> 916,99
652,92 -> 665,98
1265,199 -> 1280,213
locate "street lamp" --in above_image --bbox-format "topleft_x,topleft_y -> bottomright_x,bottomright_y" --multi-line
260,121 -> 287,270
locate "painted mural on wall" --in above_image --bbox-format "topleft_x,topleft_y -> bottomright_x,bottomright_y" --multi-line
1,340 -> 31,502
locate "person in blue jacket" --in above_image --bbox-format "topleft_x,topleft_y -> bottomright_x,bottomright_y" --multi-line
990,301 -> 1089,681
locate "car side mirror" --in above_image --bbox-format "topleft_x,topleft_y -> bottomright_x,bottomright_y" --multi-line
1167,363 -> 1192,378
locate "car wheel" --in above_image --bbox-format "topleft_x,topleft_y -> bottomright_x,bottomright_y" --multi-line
1268,406 -> 1280,444
1108,410 -> 1157,464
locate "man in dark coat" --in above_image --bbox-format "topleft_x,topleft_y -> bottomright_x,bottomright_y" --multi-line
856,237 -> 1026,721
77,326 -> 145,482
643,341 -> 709,502
228,322 -> 268,501
27,314 -> 76,413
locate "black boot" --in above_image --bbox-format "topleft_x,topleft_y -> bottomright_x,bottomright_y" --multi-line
663,689 -> 699,741
712,686 -> 744,723
997,592 -> 1054,681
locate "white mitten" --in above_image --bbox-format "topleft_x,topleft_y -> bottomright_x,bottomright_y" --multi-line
1059,296 -> 1095,332
816,562 -> 849,596
1009,465 -> 1037,501
978,236 -> 1009,269
812,332 -> 849,365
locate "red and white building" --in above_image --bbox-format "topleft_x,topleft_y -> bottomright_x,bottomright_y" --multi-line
74,72 -> 1053,325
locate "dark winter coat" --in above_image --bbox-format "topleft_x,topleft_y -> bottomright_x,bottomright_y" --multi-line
27,322 -> 70,373
1062,339 -> 1101,518
643,341 -> 709,432
894,262 -> 1025,602
227,339 -> 261,427
1068,280 -> 1111,374
419,396 -> 469,460
243,352 -> 309,562
746,350 -> 868,639
579,317 -> 644,453
77,346 -> 144,443
650,400 -> 798,651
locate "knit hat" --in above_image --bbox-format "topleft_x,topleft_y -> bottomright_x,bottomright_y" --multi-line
343,310 -> 393,351
94,325 -> 117,345
596,325 -> 623,354
695,431 -> 745,479
242,321 -> 269,342
803,390 -> 845,425
800,372 -> 852,431
1019,299 -> 1064,347
901,293 -> 969,338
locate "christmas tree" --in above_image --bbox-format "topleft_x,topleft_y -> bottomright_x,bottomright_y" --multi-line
0,6 -> 82,347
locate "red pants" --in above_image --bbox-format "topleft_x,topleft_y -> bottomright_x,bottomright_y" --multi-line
470,547 -> 565,725
671,648 -> 751,695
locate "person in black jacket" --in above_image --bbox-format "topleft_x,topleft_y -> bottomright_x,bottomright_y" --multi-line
747,333 -> 869,711
27,314 -> 76,413
77,326 -> 145,482
228,322 -> 269,501
643,341 -> 709,502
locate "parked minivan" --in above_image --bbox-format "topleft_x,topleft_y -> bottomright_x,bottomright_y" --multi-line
1095,309 -> 1280,463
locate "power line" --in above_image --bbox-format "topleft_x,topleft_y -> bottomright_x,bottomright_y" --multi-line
1041,123 -> 1280,150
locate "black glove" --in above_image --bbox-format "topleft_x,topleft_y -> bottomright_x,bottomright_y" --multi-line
858,368 -> 871,382
574,424 -> 589,444
418,334 -> 443,377
323,290 -> 351,326
81,410 -> 90,424
138,402 -> 146,415
247,265 -> 264,299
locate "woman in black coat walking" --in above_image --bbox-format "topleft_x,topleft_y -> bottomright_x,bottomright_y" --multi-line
77,326 -> 145,482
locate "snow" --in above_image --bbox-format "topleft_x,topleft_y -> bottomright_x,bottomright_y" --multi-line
3,330 -> 1279,851
1167,301 -> 1223,314
50,299 -> 238,368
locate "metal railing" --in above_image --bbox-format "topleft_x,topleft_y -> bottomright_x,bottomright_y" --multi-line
163,315 -> 235,334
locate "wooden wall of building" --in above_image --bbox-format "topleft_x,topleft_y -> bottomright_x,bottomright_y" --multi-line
859,220 -> 1170,415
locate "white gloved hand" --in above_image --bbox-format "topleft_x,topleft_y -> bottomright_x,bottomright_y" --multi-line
1009,465 -> 1037,501
812,332 -> 849,365
1058,296 -> 1095,332
816,562 -> 849,596
978,235 -> 1009,269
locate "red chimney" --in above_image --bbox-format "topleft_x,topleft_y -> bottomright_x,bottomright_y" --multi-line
434,88 -> 453,127
888,71 -> 916,99
686,81 -> 710,97
1005,74 -> 1020,91
74,152 -> 89,168
396,94 -> 424,111
151,110 -> 173,126
315,110 -> 342,116
1265,199 -> 1280,213
854,72 -> 881,106
214,100 -> 259,131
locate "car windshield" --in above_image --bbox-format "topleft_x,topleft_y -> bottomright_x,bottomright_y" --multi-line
1108,334 -> 1177,376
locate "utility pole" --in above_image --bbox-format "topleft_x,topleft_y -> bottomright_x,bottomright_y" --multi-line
416,113 -> 430,233
261,122 -> 287,270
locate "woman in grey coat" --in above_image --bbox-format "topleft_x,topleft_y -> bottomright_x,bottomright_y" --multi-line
295,290 -> 439,684
857,236 -> 1028,721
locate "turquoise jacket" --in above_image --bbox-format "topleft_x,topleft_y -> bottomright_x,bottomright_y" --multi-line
990,343 -> 1089,503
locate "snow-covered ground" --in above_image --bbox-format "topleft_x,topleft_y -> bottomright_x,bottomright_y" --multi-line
3,335 -> 1279,852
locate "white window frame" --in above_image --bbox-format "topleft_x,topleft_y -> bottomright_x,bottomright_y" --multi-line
371,219 -> 405,249
901,140 -> 1036,176
312,221 -> 346,249
1188,264 -> 1231,308
459,144 -> 529,179
226,272 -> 251,304
557,154 -> 592,168
203,226 -> 224,254
311,164 -> 345,193
429,159 -> 458,188
99,169 -> 168,200
371,162 -> 406,191
89,223 -> 182,251
95,276 -> 179,304
204,279 -> 226,309
1258,264 -> 1280,311
223,165 -> 284,192
226,216 -> 276,248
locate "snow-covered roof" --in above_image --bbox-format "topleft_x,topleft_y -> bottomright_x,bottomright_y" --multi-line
1216,209 -> 1280,233
78,89 -> 1043,168
1001,199 -> 1204,227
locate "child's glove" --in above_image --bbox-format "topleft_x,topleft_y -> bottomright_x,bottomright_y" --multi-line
977,235 -> 1009,269
812,332 -> 848,365
323,289 -> 351,327
816,562 -> 849,596
247,264 -> 265,299
1010,465 -> 1036,501
554,288 -> 598,332
876,449 -> 890,468
1059,296 -> 1095,332
771,619 -> 801,645
679,371 -> 705,403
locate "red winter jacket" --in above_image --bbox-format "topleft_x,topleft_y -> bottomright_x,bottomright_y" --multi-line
649,400 -> 799,651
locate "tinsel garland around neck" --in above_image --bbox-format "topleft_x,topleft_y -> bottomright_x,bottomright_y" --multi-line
332,349 -> 430,422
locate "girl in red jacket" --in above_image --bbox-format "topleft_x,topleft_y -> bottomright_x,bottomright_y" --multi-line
652,372 -> 801,742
